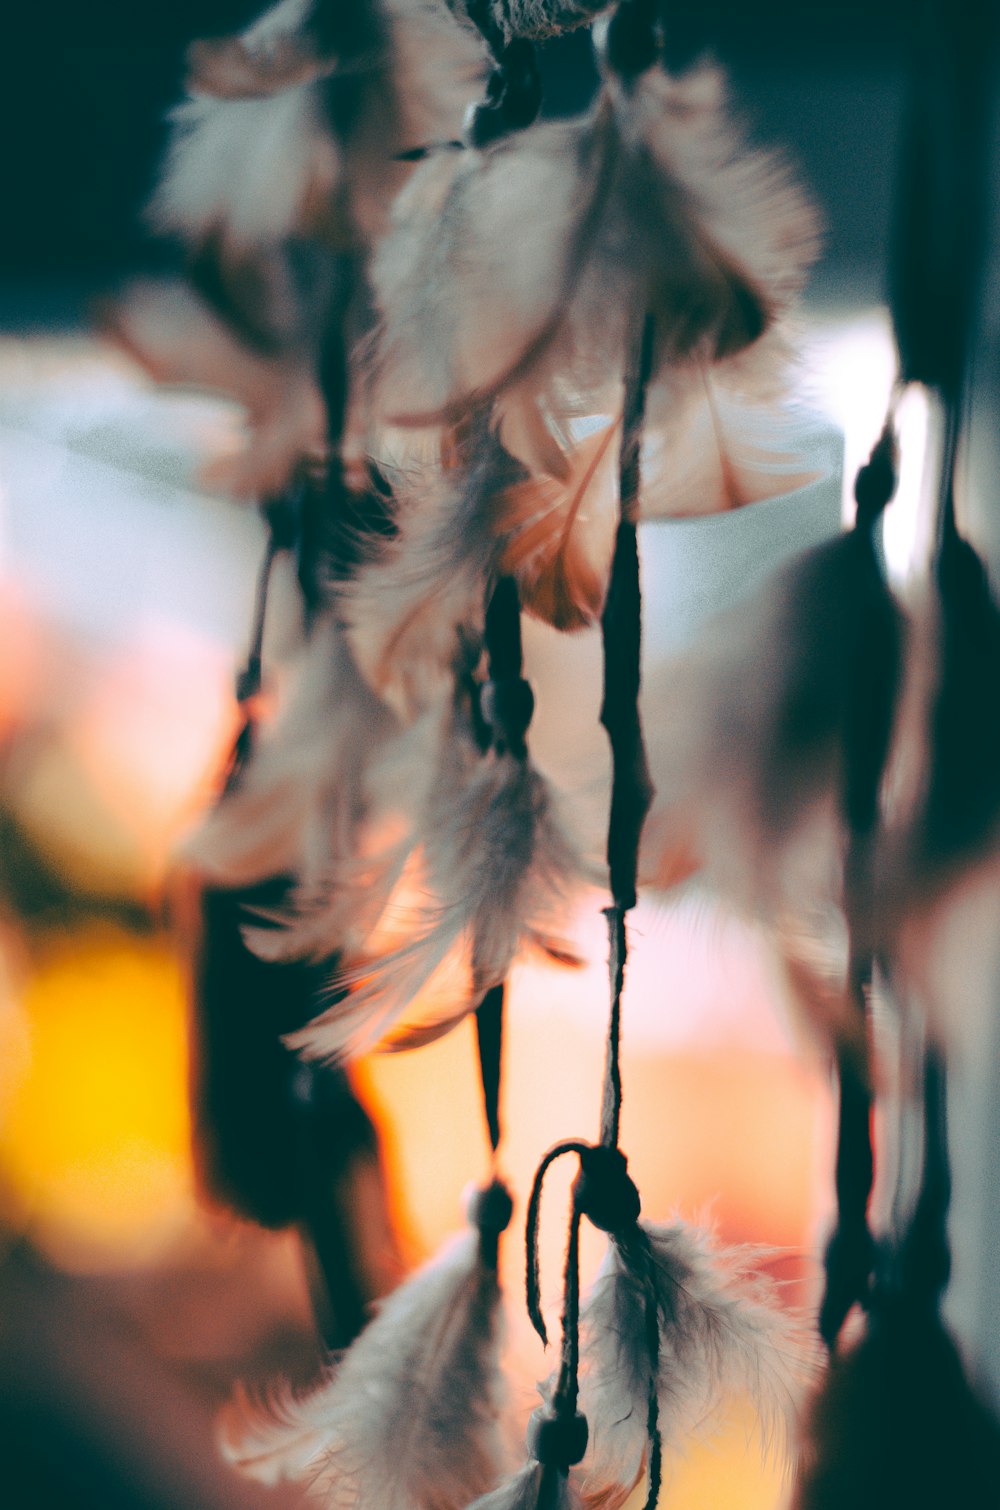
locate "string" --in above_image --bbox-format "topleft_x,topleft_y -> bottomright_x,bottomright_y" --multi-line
475,982 -> 505,1156
598,311 -> 656,1142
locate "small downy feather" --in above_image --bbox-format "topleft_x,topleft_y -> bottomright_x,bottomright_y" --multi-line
578,1222 -> 814,1509
288,709 -> 580,1059
105,279 -> 328,501
372,60 -> 817,438
153,0 -> 484,252
188,615 -> 399,898
220,1228 -> 511,1505
466,1461 -> 581,1510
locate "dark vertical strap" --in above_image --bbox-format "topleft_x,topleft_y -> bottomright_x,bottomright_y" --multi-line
599,905 -> 626,1149
552,1201 -> 583,1418
475,982 -> 505,1154
899,1044 -> 951,1305
597,313 -> 656,1167
600,315 -> 655,910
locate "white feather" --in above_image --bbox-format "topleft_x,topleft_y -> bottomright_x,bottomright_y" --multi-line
372,63 -> 818,431
187,616 -> 398,897
578,1222 -> 814,1508
152,86 -> 340,248
153,0 -> 484,251
466,1461 -> 581,1510
344,439 -> 524,720
221,1230 -> 511,1505
288,717 -> 580,1059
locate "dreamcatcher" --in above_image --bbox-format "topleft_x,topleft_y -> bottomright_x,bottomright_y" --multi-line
113,0 -> 1000,1505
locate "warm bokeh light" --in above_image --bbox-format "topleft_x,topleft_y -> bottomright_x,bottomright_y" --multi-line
0,926 -> 197,1270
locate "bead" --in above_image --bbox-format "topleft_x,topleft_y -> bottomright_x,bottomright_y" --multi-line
479,677 -> 535,742
467,1178 -> 514,1235
574,1145 -> 642,1233
527,1407 -> 589,1467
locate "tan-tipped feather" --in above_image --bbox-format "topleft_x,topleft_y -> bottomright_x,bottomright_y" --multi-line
221,1231 -> 512,1506
579,1223 -> 815,1509
372,63 -> 818,433
288,727 -> 580,1060
498,420 -> 620,631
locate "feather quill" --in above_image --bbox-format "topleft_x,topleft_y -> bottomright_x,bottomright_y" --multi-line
221,1228 -> 511,1505
372,61 -> 818,438
578,1222 -> 813,1508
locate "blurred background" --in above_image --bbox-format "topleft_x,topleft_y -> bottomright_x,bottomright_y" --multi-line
0,3 -> 970,1507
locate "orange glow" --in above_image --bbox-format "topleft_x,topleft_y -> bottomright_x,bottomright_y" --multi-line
0,926 -> 197,1270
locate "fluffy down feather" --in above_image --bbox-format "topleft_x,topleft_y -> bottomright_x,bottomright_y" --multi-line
495,394 -> 824,634
372,63 -> 818,438
287,713 -> 580,1059
188,615 -> 398,896
578,1222 -> 814,1508
220,1230 -> 511,1505
466,1461 -> 581,1510
153,0 -> 484,251
104,279 -> 329,501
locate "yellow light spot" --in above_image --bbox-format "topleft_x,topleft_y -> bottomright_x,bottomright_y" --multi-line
0,926 -> 196,1270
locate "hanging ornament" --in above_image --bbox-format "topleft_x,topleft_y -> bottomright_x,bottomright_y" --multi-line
222,1178 -> 516,1505
371,1 -> 817,461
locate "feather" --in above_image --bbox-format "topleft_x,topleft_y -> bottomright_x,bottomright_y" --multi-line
344,436 -> 524,720
494,389 -> 821,633
497,420 -> 620,631
220,1228 -> 511,1505
104,278 -> 329,500
794,1295 -> 1000,1509
372,61 -> 818,433
466,1460 -> 581,1510
578,1222 -> 814,1508
287,715 -> 580,1059
640,524 -> 904,928
152,84 -> 342,250
187,615 -> 399,897
641,382 -> 825,520
153,0 -> 484,253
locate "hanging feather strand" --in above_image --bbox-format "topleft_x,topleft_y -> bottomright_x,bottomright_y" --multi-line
222,1181 -> 515,1506
579,1222 -> 813,1508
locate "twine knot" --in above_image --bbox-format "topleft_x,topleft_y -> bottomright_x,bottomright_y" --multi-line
574,1144 -> 642,1233
527,1405 -> 589,1468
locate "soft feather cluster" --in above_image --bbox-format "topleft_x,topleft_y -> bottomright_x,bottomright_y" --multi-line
577,1222 -> 814,1508
221,1229 -> 512,1506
